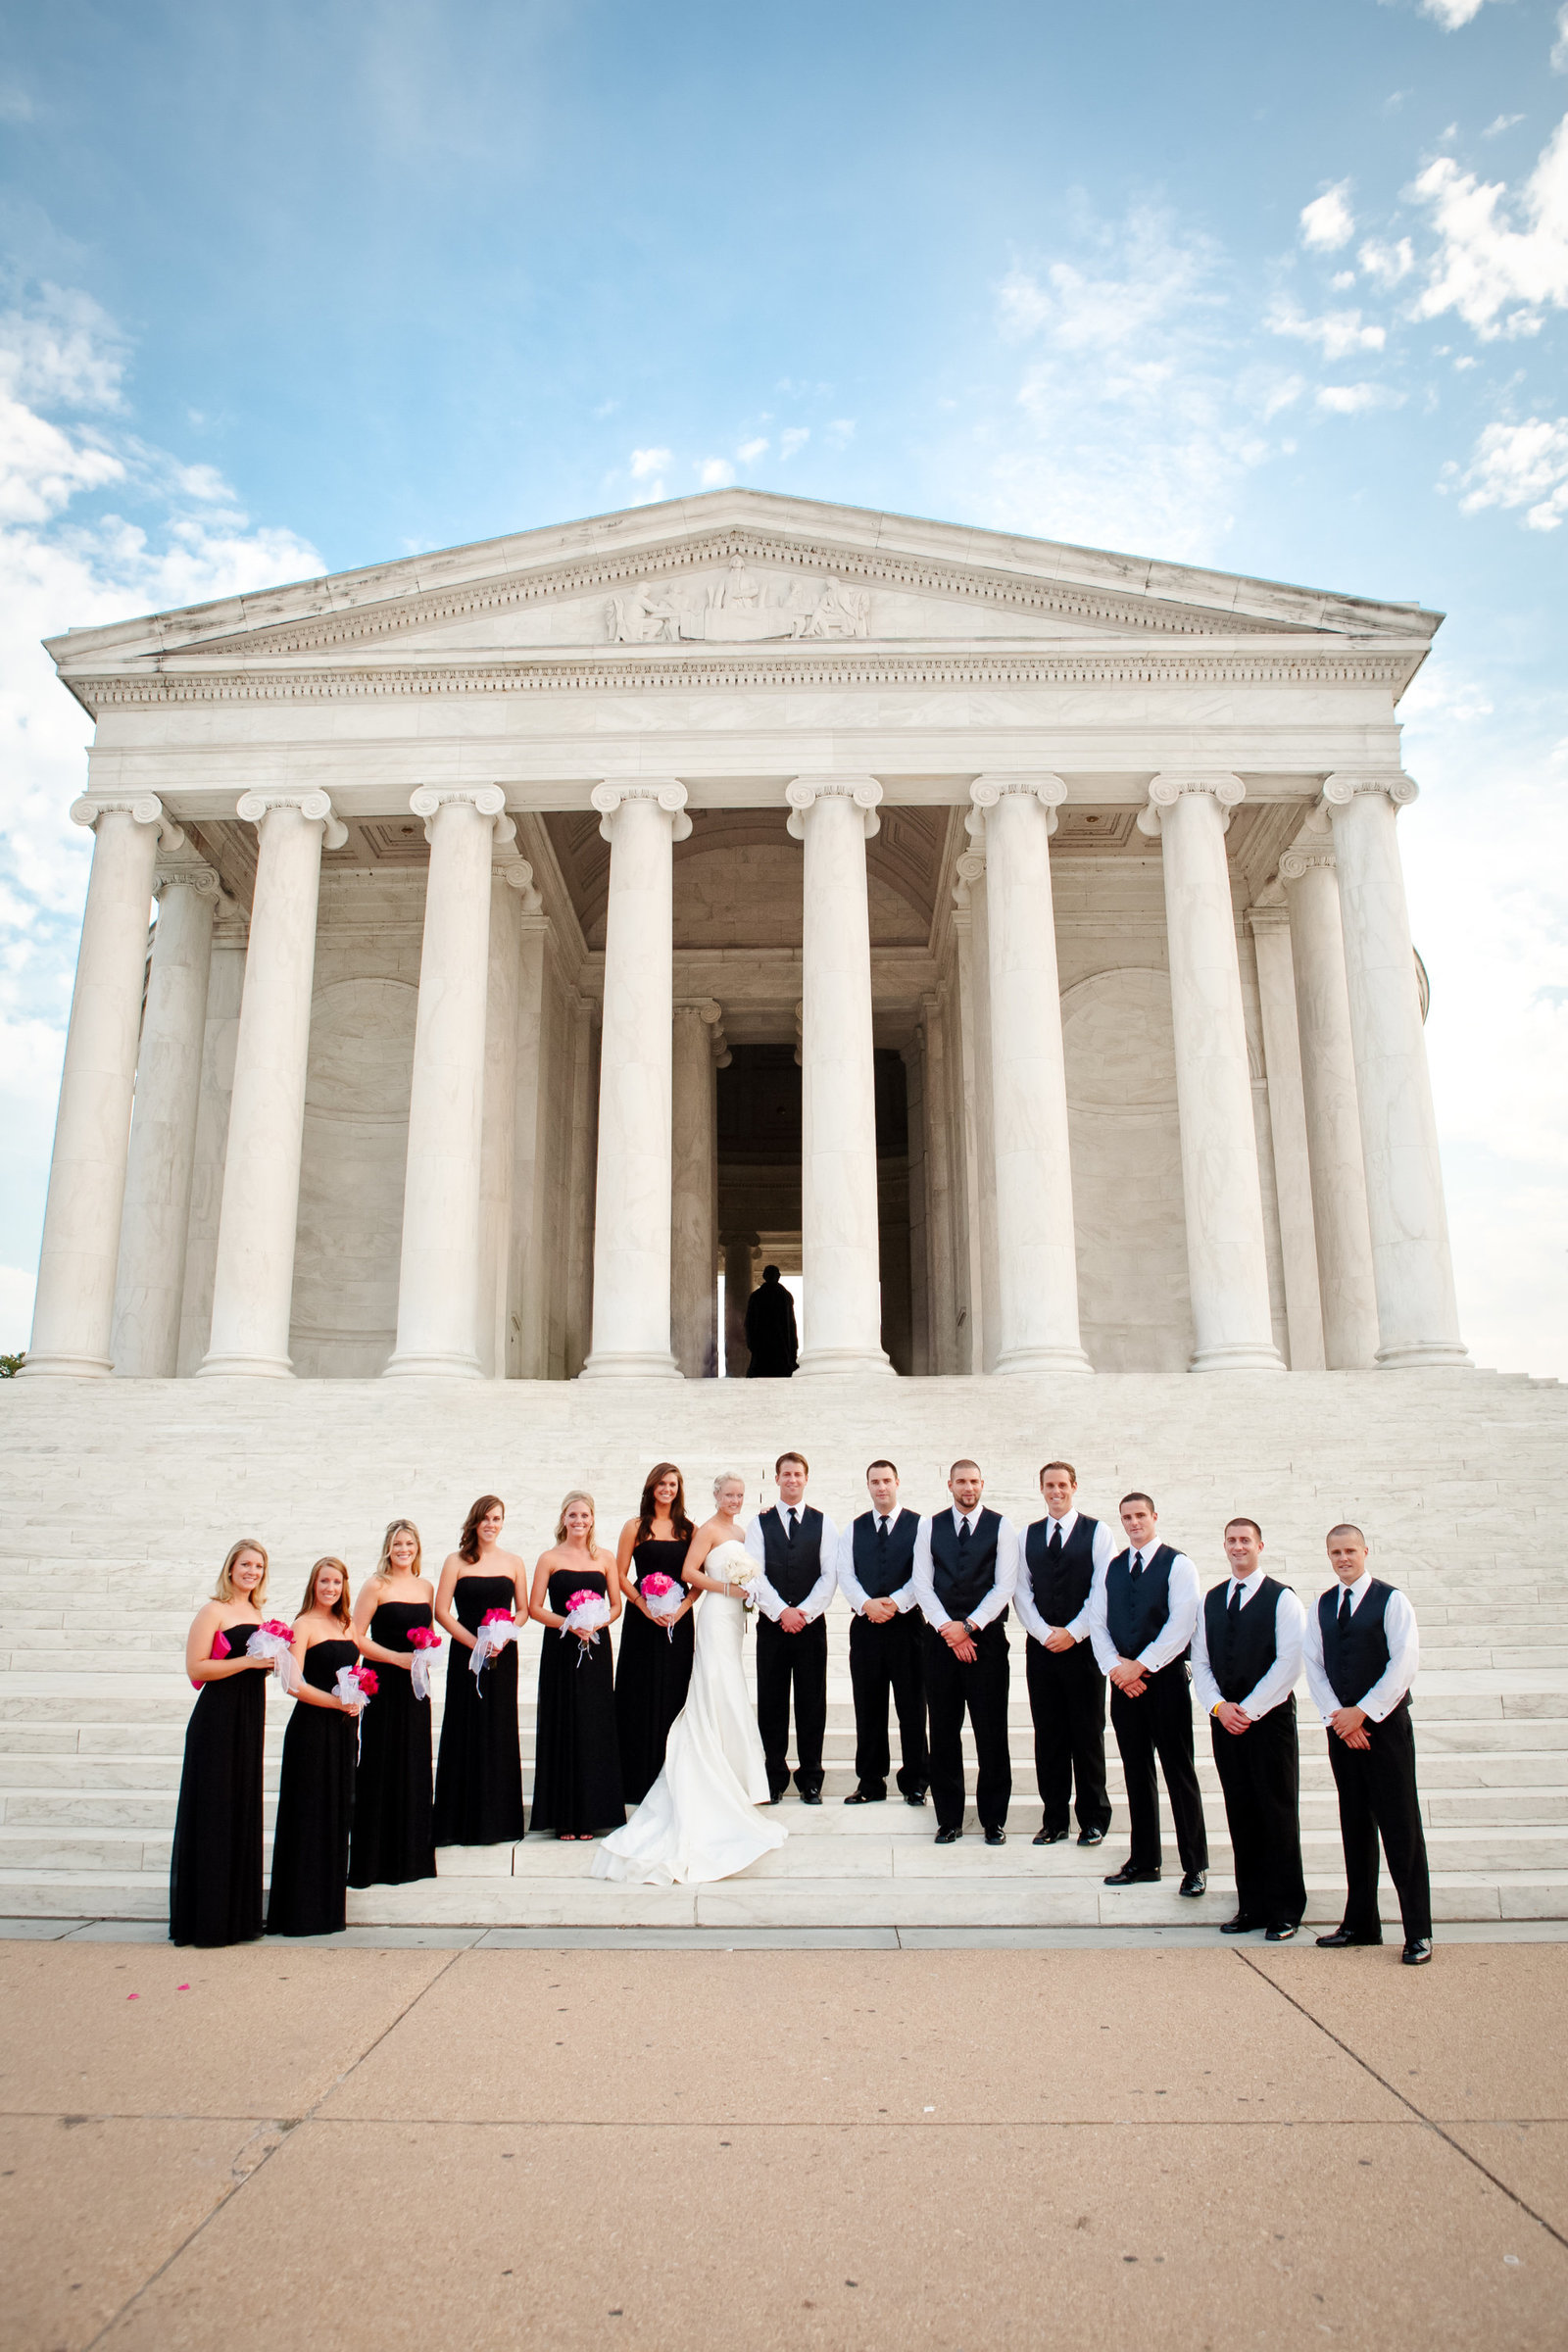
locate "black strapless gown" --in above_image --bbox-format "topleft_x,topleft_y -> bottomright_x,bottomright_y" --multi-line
170,1623 -> 267,1946
349,1600 -> 437,1886
267,1637 -> 360,1936
614,1538 -> 696,1803
434,1574 -> 526,1846
532,1569 -> 625,1837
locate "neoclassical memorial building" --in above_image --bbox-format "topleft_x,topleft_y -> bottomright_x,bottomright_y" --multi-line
24,488 -> 1468,1389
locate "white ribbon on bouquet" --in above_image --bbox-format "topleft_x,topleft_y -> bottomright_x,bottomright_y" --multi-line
469,1616 -> 518,1687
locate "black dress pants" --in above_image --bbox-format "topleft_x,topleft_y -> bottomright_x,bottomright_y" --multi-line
1326,1700 -> 1431,1942
1210,1697 -> 1306,1926
923,1619 -> 1010,1833
1025,1636 -> 1111,1837
1109,1662 -> 1208,1874
849,1608 -> 928,1798
756,1614 -> 827,1796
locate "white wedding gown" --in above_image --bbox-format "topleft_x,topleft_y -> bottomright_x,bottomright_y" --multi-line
592,1541 -> 788,1886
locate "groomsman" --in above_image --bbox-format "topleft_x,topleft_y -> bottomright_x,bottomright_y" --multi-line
911,1459 -> 1018,1846
1191,1518 -> 1307,1940
1014,1461 -> 1113,1849
836,1459 -> 929,1807
746,1450 -> 838,1803
1303,1523 -> 1432,1965
1091,1493 -> 1209,1896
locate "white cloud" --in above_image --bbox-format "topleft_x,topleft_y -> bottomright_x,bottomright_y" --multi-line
825,417 -> 855,448
696,456 -> 735,488
1416,0 -> 1490,24
1267,299 -> 1386,358
1484,115 -> 1525,136
1408,114 -> 1568,337
1554,5 -> 1568,72
1316,382 -> 1406,413
1359,235 -> 1415,287
1299,182 -> 1355,252
628,445 -> 671,478
1261,374 -> 1306,418
736,436 -> 768,462
1452,415 -> 1568,527
779,426 -> 809,459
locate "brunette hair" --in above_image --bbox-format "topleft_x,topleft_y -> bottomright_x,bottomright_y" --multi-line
949,1458 -> 982,1479
1327,1522 -> 1366,1545
866,1458 -> 899,1480
1040,1460 -> 1078,1488
459,1494 -> 506,1564
375,1518 -> 422,1579
775,1449 -> 808,1477
215,1538 -> 269,1607
1225,1517 -> 1263,1541
1119,1492 -> 1156,1514
298,1555 -> 352,1626
556,1490 -> 597,1544
635,1462 -> 693,1550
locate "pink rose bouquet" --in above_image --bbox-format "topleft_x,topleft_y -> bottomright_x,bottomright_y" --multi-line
640,1571 -> 684,1640
407,1622 -> 442,1701
469,1606 -> 518,1687
246,1618 -> 299,1691
564,1587 -> 612,1661
333,1660 -> 378,1755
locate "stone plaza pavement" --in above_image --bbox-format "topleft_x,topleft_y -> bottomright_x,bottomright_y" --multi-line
2,1929 -> 1565,2350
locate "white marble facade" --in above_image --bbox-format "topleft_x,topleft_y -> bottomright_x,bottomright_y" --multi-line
24,489 -> 1469,1382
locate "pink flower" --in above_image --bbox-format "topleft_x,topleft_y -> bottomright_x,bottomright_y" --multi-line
408,1626 -> 441,1650
640,1573 -> 677,1598
565,1590 -> 603,1614
480,1607 -> 514,1626
354,1666 -> 379,1696
259,1619 -> 294,1641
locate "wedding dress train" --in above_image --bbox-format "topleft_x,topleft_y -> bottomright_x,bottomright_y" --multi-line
592,1542 -> 788,1886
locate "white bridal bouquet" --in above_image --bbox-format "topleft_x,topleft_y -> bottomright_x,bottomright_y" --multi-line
709,1542 -> 758,1612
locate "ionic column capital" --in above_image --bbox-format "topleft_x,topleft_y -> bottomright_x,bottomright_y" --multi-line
1322,770 -> 1420,810
1279,844 -> 1338,882
409,784 -> 514,849
71,793 -> 185,854
153,858 -> 225,903
968,773 -> 1067,838
1138,772 -> 1246,838
951,847 -> 986,910
785,774 -> 882,840
499,858 -> 544,913
591,779 -> 692,842
235,788 -> 348,851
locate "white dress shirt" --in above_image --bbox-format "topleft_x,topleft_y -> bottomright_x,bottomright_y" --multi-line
1190,1569 -> 1306,1721
836,1511 -> 921,1615
1301,1571 -> 1420,1725
1012,1507 -> 1115,1645
1087,1543 -> 1200,1677
910,1507 -> 1019,1631
744,1504 -> 839,1623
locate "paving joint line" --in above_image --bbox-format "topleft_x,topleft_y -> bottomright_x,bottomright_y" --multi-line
1237,1947 -> 1568,2254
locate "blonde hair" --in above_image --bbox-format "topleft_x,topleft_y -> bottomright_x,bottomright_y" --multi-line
556,1490 -> 596,1544
375,1519 -> 422,1579
713,1471 -> 747,1503
298,1555 -> 352,1627
215,1538 -> 269,1607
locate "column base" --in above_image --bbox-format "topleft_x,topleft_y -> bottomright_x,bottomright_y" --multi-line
995,1345 -> 1094,1375
1374,1341 -> 1473,1371
578,1348 -> 682,1379
796,1347 -> 897,1378
18,1353 -> 113,1379
1188,1342 -> 1287,1374
381,1350 -> 483,1379
195,1353 -> 296,1379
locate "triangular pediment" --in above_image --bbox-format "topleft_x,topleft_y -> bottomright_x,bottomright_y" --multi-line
45,489 -> 1441,686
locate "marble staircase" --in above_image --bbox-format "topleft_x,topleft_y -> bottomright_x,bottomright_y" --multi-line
1,1369 -> 1564,1932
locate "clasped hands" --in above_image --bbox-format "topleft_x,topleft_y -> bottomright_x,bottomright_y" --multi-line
940,1620 -> 978,1665
1330,1704 -> 1371,1749
1108,1656 -> 1149,1698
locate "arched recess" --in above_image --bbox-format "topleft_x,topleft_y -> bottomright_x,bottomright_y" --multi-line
1061,967 -> 1195,1374
290,976 -> 417,1377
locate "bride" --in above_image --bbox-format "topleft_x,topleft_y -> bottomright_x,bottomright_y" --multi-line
593,1473 -> 787,1886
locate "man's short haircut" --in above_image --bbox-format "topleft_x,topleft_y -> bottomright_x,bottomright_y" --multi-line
775,1449 -> 808,1477
1119,1491 -> 1155,1514
866,1458 -> 899,1480
1040,1460 -> 1077,1487
1225,1516 -> 1263,1541
1326,1521 -> 1366,1545
949,1457 -> 982,1479
763,1263 -> 781,1280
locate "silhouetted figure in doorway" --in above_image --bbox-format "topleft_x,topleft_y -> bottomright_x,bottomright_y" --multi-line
744,1266 -> 798,1378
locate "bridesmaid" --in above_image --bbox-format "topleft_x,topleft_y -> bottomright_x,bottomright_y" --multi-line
267,1557 -> 364,1936
528,1492 -> 625,1841
348,1519 -> 438,1887
433,1494 -> 528,1846
171,1538 -> 272,1947
613,1462 -> 697,1804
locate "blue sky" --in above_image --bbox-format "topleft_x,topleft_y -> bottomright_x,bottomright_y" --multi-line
0,0 -> 1563,1369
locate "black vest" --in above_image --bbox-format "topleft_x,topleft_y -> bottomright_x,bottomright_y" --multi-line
1104,1544 -> 1187,1664
929,1507 -> 1002,1623
1023,1513 -> 1100,1626
1203,1576 -> 1286,1704
759,1504 -> 825,1609
852,1507 -> 920,1599
1319,1579 -> 1400,1710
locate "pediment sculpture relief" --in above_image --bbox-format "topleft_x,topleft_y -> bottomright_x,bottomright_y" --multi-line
607,559 -> 871,645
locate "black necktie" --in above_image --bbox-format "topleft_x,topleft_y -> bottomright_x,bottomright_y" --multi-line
1047,1522 -> 1063,1558
1131,1550 -> 1145,1580
957,1516 -> 971,1549
1228,1583 -> 1243,1618
787,1509 -> 798,1544
1338,1586 -> 1352,1624
876,1515 -> 889,1547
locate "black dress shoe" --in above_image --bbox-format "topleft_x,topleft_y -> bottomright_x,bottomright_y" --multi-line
1103,1861 -> 1160,1886
1220,1913 -> 1260,1935
844,1789 -> 885,1806
1033,1827 -> 1069,1846
934,1825 -> 963,1844
1402,1936 -> 1433,1966
1077,1827 -> 1105,1847
984,1827 -> 1006,1847
1178,1871 -> 1207,1898
799,1789 -> 823,1806
1264,1922 -> 1298,1942
1315,1928 -> 1383,1948
903,1789 -> 928,1807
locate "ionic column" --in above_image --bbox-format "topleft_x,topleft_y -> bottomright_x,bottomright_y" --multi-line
112,860 -> 227,1378
1142,775 -> 1284,1372
580,781 -> 688,1378
786,776 -> 893,1376
917,991 -> 959,1374
199,790 -> 345,1378
721,1232 -> 756,1376
24,795 -> 176,1377
970,776 -> 1091,1373
385,787 -> 512,1378
671,1000 -> 725,1379
1245,905 -> 1326,1371
949,852 -> 990,1373
1280,842 -> 1378,1368
1322,773 -> 1468,1368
